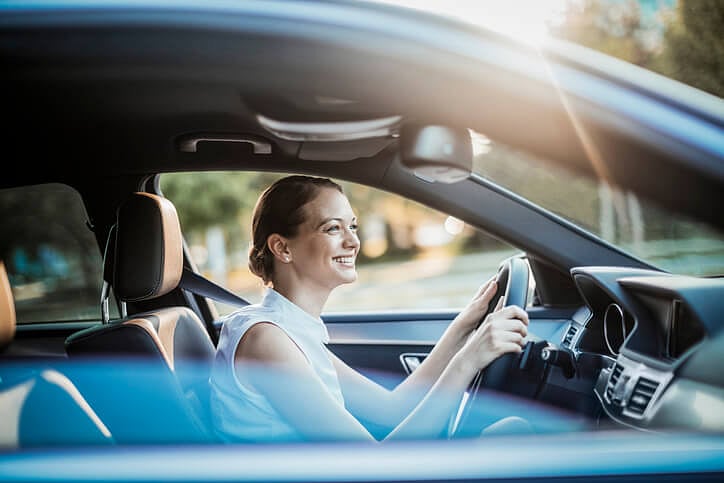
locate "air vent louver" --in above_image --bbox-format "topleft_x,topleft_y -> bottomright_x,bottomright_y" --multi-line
562,325 -> 578,348
605,362 -> 624,401
627,377 -> 659,415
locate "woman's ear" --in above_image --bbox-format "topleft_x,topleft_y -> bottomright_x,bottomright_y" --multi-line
267,234 -> 292,263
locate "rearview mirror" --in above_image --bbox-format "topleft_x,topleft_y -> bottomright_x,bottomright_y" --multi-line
399,124 -> 472,184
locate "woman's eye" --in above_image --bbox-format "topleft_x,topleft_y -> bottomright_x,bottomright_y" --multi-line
325,223 -> 357,233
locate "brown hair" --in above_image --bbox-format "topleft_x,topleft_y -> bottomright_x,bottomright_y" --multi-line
248,175 -> 343,284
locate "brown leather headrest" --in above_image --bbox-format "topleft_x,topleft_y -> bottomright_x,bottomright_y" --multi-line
0,261 -> 17,349
113,193 -> 183,302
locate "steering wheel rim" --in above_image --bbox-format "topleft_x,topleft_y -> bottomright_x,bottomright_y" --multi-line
448,256 -> 530,438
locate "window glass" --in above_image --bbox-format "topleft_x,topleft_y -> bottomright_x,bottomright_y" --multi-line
160,172 -> 518,316
470,132 -> 724,277
0,183 -> 112,324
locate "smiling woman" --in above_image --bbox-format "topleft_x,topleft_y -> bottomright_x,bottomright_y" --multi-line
208,174 -> 531,443
246,176 -> 357,292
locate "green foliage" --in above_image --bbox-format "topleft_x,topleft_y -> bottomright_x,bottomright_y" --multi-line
160,171 -> 283,242
656,0 -> 724,97
553,0 -> 723,98
552,0 -> 657,66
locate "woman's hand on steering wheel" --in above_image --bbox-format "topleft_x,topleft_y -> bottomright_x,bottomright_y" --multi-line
458,297 -> 529,373
452,277 -> 499,334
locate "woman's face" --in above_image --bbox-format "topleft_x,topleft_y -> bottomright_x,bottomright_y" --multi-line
285,187 -> 360,292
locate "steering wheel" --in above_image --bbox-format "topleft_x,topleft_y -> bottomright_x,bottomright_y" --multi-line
447,256 -> 530,438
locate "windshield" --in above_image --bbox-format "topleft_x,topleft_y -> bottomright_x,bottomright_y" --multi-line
471,135 -> 724,277
372,0 -> 722,100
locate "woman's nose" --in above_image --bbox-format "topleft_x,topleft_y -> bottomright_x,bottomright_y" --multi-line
343,228 -> 360,249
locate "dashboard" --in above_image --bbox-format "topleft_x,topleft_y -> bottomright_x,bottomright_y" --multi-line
555,267 -> 724,433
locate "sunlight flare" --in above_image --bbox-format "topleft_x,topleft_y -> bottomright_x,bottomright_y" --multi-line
371,0 -> 569,45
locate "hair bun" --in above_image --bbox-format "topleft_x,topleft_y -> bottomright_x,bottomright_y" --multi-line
247,245 -> 267,281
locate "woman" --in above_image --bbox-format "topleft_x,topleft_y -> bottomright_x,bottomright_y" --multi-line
209,175 -> 529,442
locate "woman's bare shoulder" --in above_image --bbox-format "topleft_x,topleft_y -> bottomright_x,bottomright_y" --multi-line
235,322 -> 304,366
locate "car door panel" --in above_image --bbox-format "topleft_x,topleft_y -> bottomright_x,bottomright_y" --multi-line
9,323 -> 97,358
324,309 -> 573,388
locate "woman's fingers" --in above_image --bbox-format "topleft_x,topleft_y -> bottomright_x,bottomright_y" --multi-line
465,278 -> 498,319
494,296 -> 504,311
498,328 -> 526,347
477,306 -> 528,342
492,317 -> 528,338
479,326 -> 525,356
481,303 -> 528,332
498,341 -> 524,354
465,313 -> 529,371
461,289 -> 532,370
473,278 -> 498,308
483,317 -> 527,347
473,276 -> 496,299
488,333 -> 526,360
497,305 -> 529,325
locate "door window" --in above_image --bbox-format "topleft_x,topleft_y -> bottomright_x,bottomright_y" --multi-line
161,172 -> 518,315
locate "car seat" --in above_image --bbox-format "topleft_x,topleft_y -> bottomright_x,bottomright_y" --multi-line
0,261 -> 114,448
64,193 -> 217,443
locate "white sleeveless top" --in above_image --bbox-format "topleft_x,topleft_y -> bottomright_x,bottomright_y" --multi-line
209,288 -> 345,443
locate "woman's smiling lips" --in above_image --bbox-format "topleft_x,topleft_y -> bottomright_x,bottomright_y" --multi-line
332,256 -> 355,267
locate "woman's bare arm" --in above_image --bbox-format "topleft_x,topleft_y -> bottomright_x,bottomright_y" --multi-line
332,278 -> 507,430
235,322 -> 375,442
235,297 -> 528,442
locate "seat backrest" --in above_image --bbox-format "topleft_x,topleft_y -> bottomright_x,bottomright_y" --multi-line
0,261 -> 113,448
65,193 -> 217,442
0,367 -> 114,448
0,261 -> 16,353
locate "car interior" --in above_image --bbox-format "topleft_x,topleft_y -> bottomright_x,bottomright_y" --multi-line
0,261 -> 113,447
63,192 -> 217,444
1,0 -> 723,452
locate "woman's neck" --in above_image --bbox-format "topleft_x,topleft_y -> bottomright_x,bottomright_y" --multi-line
271,281 -> 330,319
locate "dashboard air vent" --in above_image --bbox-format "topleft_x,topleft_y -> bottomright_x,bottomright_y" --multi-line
627,377 -> 659,415
562,325 -> 578,348
605,362 -> 624,401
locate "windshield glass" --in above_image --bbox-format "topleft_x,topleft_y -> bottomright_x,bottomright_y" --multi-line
470,135 -> 724,276
373,0 -> 722,100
